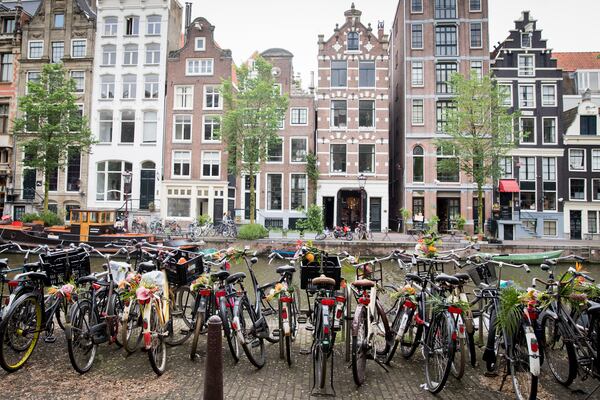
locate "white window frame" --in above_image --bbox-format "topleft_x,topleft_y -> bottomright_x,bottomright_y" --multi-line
144,74 -> 159,99
469,0 -> 482,12
592,179 -> 600,202
98,110 -> 113,143
123,45 -> 138,66
195,37 -> 206,51
142,110 -> 158,143
201,151 -> 221,179
102,44 -> 116,66
518,84 -> 535,108
145,43 -> 160,65
173,114 -> 192,143
100,74 -> 115,99
519,116 -> 537,145
500,156 -> 513,179
518,54 -> 535,77
498,83 -> 513,107
541,84 -> 557,107
411,0 -> 423,13
412,98 -> 424,126
470,22 -> 483,49
266,173 -> 284,211
411,61 -> 424,87
202,115 -> 221,143
121,74 -> 137,99
470,61 -> 483,81
411,24 -> 424,50
521,32 -> 532,49
70,39 -> 87,59
569,178 -> 586,202
267,138 -> 284,164
289,173 -> 308,210
186,58 -> 214,76
174,85 -> 193,110
290,108 -> 309,126
290,137 -> 308,164
103,17 -> 118,36
203,85 -> 221,110
172,151 -> 191,179
542,220 -> 558,237
542,117 -> 558,145
28,40 -> 43,59
592,149 -> 600,171
69,70 -> 85,93
146,15 -> 161,36
569,148 -> 586,172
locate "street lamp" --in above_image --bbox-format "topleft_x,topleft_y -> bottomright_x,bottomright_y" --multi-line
357,173 -> 367,224
122,170 -> 132,231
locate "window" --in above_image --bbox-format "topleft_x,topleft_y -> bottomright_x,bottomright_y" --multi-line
470,61 -> 483,81
436,100 -> 454,132
347,31 -> 359,51
500,157 -> 513,178
66,149 -> 81,192
0,104 -> 8,134
592,179 -> 600,201
589,211 -> 598,234
519,157 -> 535,181
70,71 -> 85,93
291,108 -> 308,125
359,61 -> 375,87
330,144 -> 346,173
499,84 -> 512,107
542,157 -> 557,211
172,151 -> 191,177
123,45 -> 138,65
331,60 -> 347,87
147,15 -> 161,35
28,41 -> 43,59
543,221 -> 557,236
412,99 -> 424,125
71,40 -> 86,58
518,55 -> 534,77
570,178 -> 586,201
122,74 -> 137,99
520,117 -> 535,144
267,138 -> 283,162
470,0 -> 481,11
167,198 -> 190,217
413,197 -> 425,219
120,110 -> 135,143
359,100 -> 375,128
2,18 -> 15,34
173,115 -> 192,142
125,16 -> 139,36
202,152 -> 220,178
104,17 -> 118,36
543,118 -> 556,144
359,144 -> 375,173
581,116 -> 597,135
411,61 -> 424,86
436,144 -> 459,182
203,115 -> 221,141
521,33 -> 531,48
145,44 -> 160,65
51,42 -> 64,63
144,74 -> 159,99
267,174 -> 283,210
203,86 -> 221,109
435,25 -> 457,56
291,138 -> 308,162
411,24 -> 423,49
331,100 -> 347,128
54,13 -> 64,29
102,45 -> 116,66
470,23 -> 482,48
100,75 -> 115,99
48,166 -> 58,191
291,174 -> 307,210
569,149 -> 585,171
518,85 -> 535,108
436,62 -> 457,93
187,58 -> 213,75
0,53 -> 13,82
143,111 -> 157,143
99,111 -> 113,142
593,149 -> 600,171
577,71 -> 600,93
413,146 -> 424,182
542,157 -> 556,181
519,157 -> 536,210
195,37 -> 205,51
95,161 -> 132,201
174,86 -> 193,109
542,85 -> 556,106
435,0 -> 457,19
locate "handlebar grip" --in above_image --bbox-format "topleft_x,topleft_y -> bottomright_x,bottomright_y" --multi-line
523,264 -> 531,273
580,273 -> 595,283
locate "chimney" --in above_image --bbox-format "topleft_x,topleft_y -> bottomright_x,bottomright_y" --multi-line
185,2 -> 192,30
377,21 -> 384,40
344,2 -> 361,24
309,71 -> 315,94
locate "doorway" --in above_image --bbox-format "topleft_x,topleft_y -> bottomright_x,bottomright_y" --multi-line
369,197 -> 381,232
436,197 -> 460,233
23,169 -> 36,200
139,162 -> 156,210
197,198 -> 209,218
504,224 -> 514,241
323,197 -> 334,229
570,210 -> 582,240
337,190 -> 362,228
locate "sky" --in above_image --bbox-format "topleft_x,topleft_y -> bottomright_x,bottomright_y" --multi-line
187,0 -> 600,88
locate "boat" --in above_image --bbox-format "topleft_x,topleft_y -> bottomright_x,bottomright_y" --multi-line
478,250 -> 564,265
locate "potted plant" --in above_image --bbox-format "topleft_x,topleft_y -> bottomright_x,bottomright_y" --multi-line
148,202 -> 156,213
400,208 -> 411,233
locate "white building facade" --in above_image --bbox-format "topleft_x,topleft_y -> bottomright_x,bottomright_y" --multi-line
87,0 -> 182,213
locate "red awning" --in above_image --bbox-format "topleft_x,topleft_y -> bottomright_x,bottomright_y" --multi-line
499,179 -> 520,193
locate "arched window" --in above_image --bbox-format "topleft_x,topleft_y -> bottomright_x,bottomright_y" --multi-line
96,161 -> 133,201
347,31 -> 359,51
413,146 -> 424,182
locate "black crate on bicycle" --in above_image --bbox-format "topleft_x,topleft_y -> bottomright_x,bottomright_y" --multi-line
164,251 -> 203,286
300,254 -> 341,290
40,247 -> 91,286
466,263 -> 497,286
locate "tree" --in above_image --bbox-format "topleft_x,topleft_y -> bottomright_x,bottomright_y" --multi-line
221,57 -> 288,224
306,152 -> 319,204
435,73 -> 517,235
12,63 -> 94,211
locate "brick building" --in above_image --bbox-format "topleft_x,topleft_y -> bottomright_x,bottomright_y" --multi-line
316,4 -> 390,232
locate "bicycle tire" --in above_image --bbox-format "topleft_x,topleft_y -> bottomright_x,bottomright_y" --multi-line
541,314 -> 576,386
0,294 -> 42,372
237,298 -> 265,369
399,307 -> 422,359
67,299 -> 97,374
314,342 -> 327,389
189,311 -> 205,361
290,285 -> 300,341
451,336 -> 466,379
509,325 -> 538,400
424,312 -> 455,394
55,298 -> 68,331
484,307 -> 501,373
108,291 -> 124,347
219,296 -> 240,362
121,300 -> 143,354
148,302 -> 167,376
351,304 -> 368,386
467,330 -> 477,367
165,289 -> 193,346
315,233 -> 326,240
175,286 -> 196,328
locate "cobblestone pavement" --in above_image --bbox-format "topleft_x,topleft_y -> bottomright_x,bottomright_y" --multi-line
0,321 -> 599,400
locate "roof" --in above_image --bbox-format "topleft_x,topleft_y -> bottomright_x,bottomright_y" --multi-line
554,52 -> 600,72
562,107 -> 579,130
260,48 -> 293,58
1,0 -> 41,16
74,0 -> 96,21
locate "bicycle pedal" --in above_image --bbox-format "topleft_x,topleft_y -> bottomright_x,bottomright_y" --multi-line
251,339 -> 261,348
305,325 -> 314,332
297,316 -> 308,324
44,335 -> 57,343
272,329 -> 280,337
263,309 -> 275,317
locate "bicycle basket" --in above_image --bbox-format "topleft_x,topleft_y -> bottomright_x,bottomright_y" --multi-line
140,270 -> 166,294
466,263 -> 497,286
40,247 -> 91,286
164,251 -> 203,286
109,261 -> 131,283
300,254 -> 341,290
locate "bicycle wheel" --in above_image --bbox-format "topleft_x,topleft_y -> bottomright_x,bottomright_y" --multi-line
484,307 -> 502,373
165,289 -> 192,346
541,314 -> 576,386
0,294 -> 42,372
108,291 -> 124,347
121,300 -> 143,354
424,312 -> 455,394
351,304 -> 368,386
451,336 -> 466,379
509,325 -> 538,400
399,307 -> 422,359
148,302 -> 167,376
189,310 -> 205,361
290,285 -> 300,341
55,298 -> 68,330
219,296 -> 240,362
373,300 -> 392,358
175,286 -> 196,328
67,299 -> 97,374
314,342 -> 327,389
236,298 -> 265,369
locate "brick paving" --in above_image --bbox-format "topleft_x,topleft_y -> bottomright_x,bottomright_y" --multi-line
0,319 -> 598,400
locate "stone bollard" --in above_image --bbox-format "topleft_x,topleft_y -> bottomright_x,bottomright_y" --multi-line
203,315 -> 223,400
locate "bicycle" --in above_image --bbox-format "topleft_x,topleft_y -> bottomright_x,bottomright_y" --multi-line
354,221 -> 374,241
315,225 -> 353,241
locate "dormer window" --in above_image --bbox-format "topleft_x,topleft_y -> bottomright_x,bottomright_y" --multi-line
195,37 -> 205,51
347,32 -> 359,51
581,115 -> 597,136
521,32 -> 531,48
2,18 -> 15,34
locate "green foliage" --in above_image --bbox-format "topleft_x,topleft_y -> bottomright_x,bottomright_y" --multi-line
426,215 -> 440,233
197,214 -> 212,226
237,223 -> 269,240
306,153 -> 319,203
400,208 -> 411,220
12,64 -> 95,212
497,286 -> 524,338
21,211 -> 63,226
296,205 -> 324,232
221,57 -> 289,224
454,215 -> 466,231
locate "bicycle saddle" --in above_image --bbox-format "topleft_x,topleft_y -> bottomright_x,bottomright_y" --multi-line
405,273 -> 423,284
311,275 -> 336,287
137,261 -> 156,273
23,262 -> 41,272
77,275 -> 99,285
276,265 -> 296,275
434,274 -> 460,285
16,271 -> 50,286
352,279 -> 375,288
453,273 -> 470,283
225,272 -> 246,285
211,270 -> 230,281
587,300 -> 600,315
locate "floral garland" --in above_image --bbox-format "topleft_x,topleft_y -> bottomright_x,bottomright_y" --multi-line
415,233 -> 441,258
265,282 -> 293,302
47,282 -> 77,303
190,274 -> 211,292
118,272 -> 142,302
390,284 -> 418,304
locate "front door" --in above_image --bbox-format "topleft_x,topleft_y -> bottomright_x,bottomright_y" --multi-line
570,210 -> 582,240
23,169 -> 36,200
323,197 -> 334,229
213,199 -> 224,223
369,197 -> 381,232
139,168 -> 155,210
504,224 -> 514,241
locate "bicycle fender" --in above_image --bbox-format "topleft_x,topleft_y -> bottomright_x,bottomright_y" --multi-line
368,287 -> 377,316
198,296 -> 207,313
141,303 -> 152,350
524,325 -> 541,377
352,304 -> 365,336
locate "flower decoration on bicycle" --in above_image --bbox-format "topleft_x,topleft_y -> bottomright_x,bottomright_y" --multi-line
415,233 -> 441,258
47,282 -> 77,303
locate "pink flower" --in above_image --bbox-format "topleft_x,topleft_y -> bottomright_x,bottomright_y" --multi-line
136,286 -> 152,302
